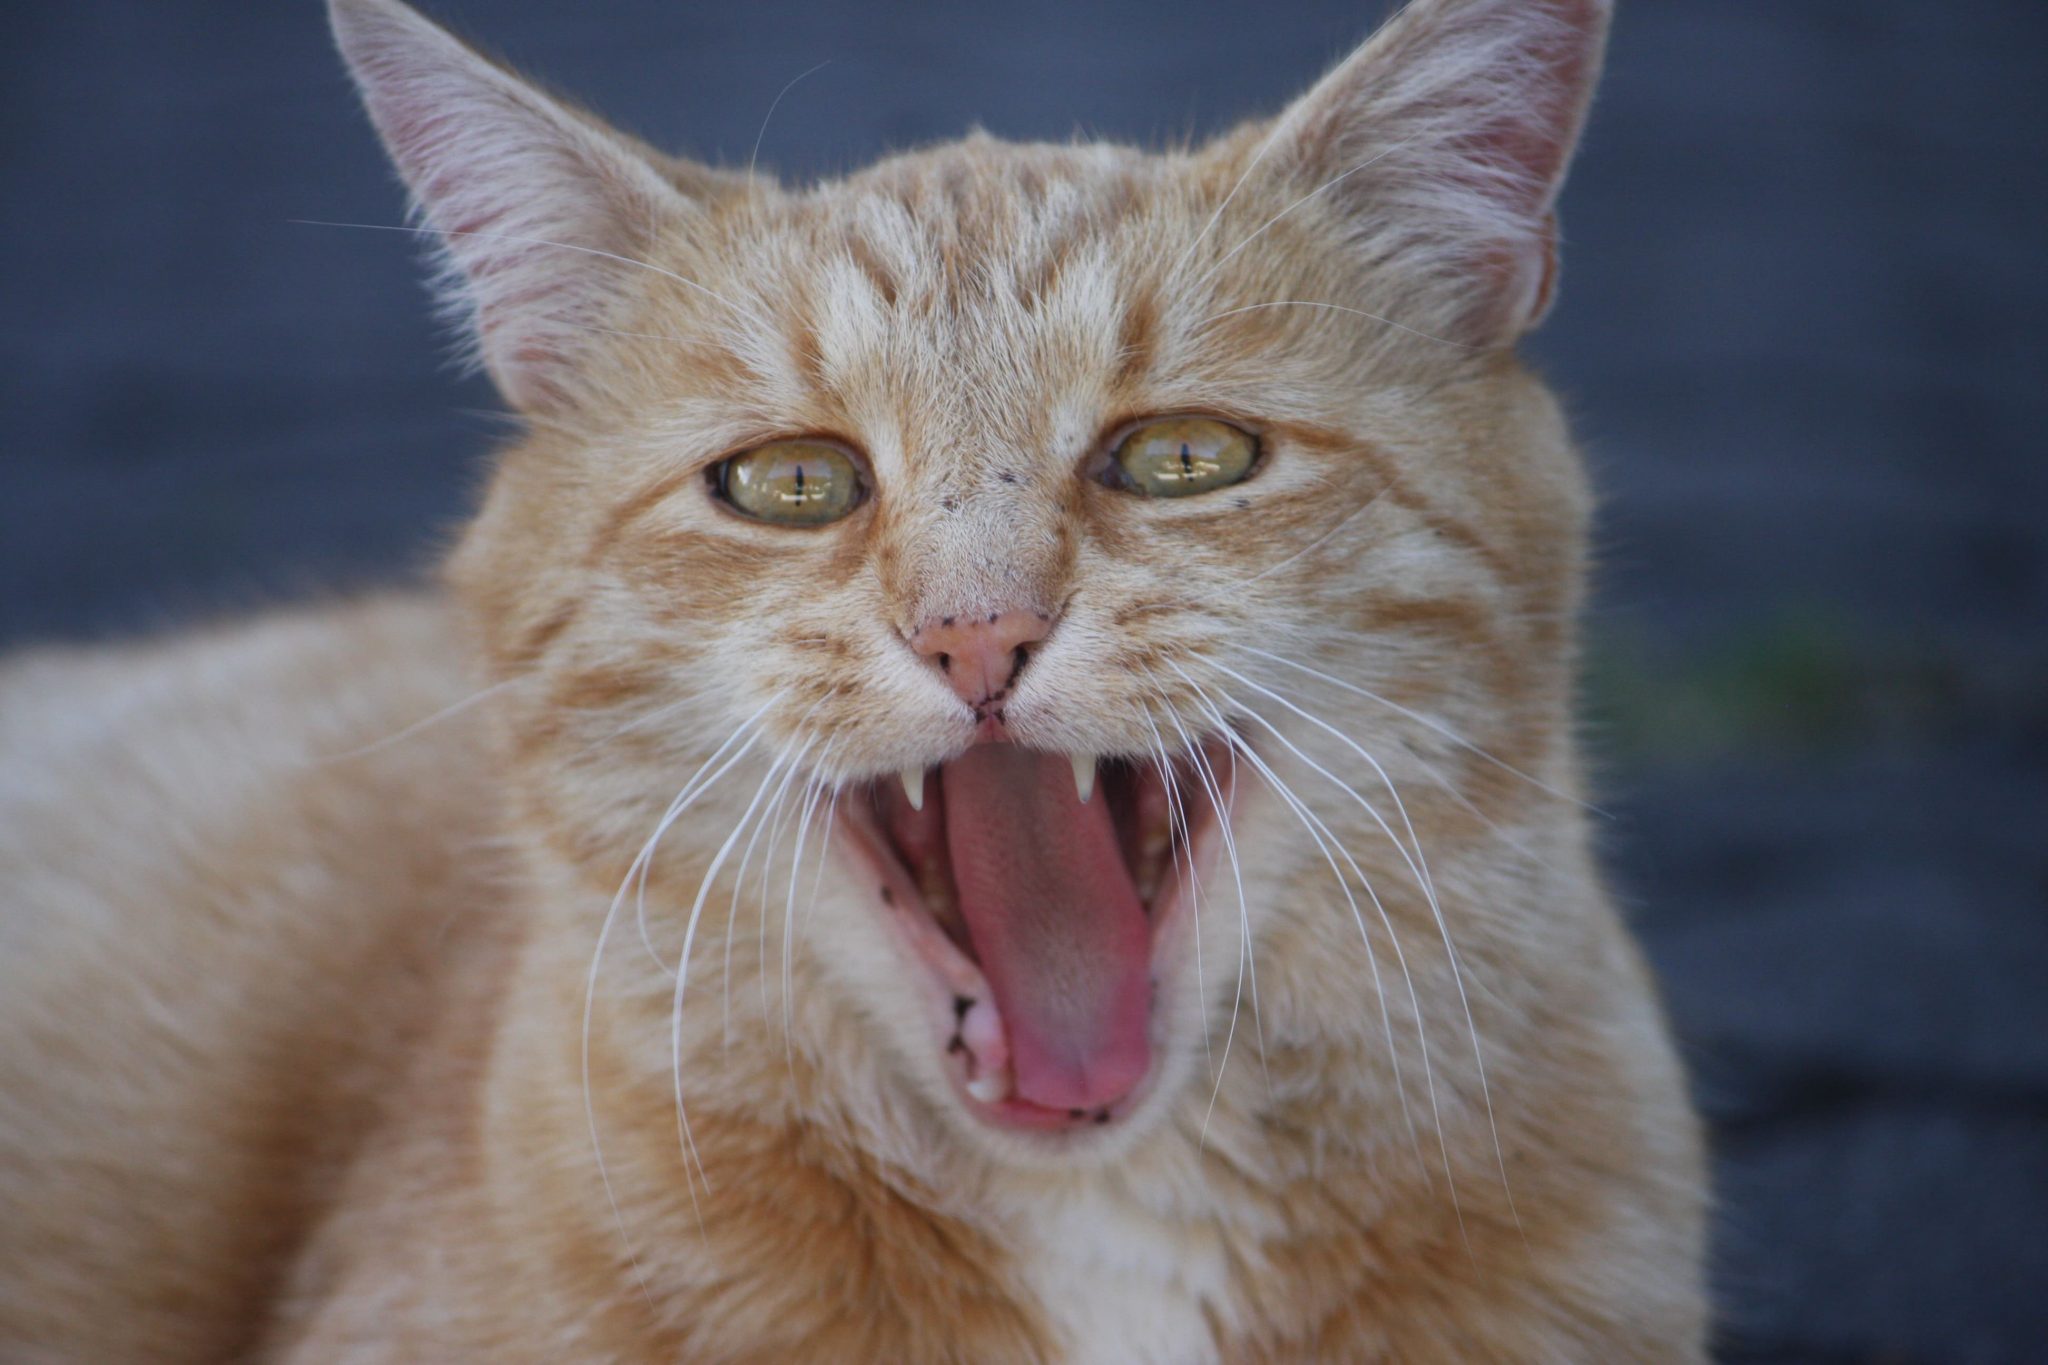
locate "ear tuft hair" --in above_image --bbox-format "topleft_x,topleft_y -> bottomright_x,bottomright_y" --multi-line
329,0 -> 691,410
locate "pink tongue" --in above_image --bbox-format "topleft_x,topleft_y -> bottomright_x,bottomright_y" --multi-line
942,745 -> 1152,1112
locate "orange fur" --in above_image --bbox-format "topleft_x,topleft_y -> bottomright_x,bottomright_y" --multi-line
0,0 -> 1706,1359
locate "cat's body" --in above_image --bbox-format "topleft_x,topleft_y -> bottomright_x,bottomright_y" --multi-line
0,1 -> 1707,1360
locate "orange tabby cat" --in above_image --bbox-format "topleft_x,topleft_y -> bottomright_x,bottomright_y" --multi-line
0,0 -> 1707,1358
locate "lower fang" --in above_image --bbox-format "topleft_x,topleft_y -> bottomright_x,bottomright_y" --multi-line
967,1073 -> 1007,1104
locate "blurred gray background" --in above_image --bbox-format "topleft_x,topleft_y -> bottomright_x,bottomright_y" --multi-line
4,2 -> 2045,1359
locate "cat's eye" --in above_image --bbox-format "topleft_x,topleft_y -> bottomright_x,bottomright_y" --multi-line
1105,417 -> 1258,498
711,440 -> 866,527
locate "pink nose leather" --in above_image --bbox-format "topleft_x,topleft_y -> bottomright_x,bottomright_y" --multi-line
910,609 -> 1053,710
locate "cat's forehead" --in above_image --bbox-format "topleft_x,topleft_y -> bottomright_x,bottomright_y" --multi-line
722,138 -> 1184,462
830,136 -> 1164,270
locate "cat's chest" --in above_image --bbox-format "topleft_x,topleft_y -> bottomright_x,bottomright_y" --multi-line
1004,1180 -> 1237,1365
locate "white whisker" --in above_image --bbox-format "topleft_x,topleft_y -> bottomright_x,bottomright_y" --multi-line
1140,705 -> 1213,1078
1204,671 -> 1499,1206
1212,709 -> 1456,1227
581,688 -> 786,1271
799,776 -> 843,933
1189,136 -> 1418,291
1238,483 -> 1391,590
748,60 -> 832,191
668,730 -> 814,1196
633,719 -> 779,976
1241,645 -> 1595,811
721,745 -> 809,1048
316,677 -> 522,763
1149,677 -> 1260,1141
1215,714 -> 1431,1187
1169,103 -> 1300,278
778,765 -> 833,1077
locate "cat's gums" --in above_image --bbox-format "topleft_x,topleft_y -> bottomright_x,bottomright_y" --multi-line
0,1 -> 1707,1359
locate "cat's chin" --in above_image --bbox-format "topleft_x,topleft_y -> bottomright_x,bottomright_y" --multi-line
839,739 -> 1234,1147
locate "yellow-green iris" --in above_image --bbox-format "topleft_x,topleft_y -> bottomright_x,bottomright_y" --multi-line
1111,417 -> 1258,497
715,440 -> 863,526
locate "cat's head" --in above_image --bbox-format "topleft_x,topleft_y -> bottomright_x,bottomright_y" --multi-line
334,0 -> 1607,1163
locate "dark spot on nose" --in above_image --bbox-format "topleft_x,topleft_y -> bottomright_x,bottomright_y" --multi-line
998,470 -> 1018,484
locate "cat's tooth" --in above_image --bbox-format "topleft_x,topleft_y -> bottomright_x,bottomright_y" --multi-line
967,1072 -> 1007,1105
900,766 -> 925,812
1070,753 -> 1096,805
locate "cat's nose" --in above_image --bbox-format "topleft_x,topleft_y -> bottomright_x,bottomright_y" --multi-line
909,608 -> 1054,712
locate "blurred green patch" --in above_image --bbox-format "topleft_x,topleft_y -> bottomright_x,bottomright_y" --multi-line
1581,607 -> 2024,769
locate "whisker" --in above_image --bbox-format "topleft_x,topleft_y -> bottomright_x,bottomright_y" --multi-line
1209,667 -> 1516,1223
581,689 -> 787,1268
1173,674 -> 1274,1099
1240,645 -> 1596,812
1212,713 -> 1431,1189
779,764 -> 833,1077
668,730 -> 816,1197
748,60 -> 833,191
754,738 -> 811,1022
1140,705 -> 1213,1078
315,676 -> 522,763
1206,663 -> 1436,904
1237,483 -> 1391,591
635,725 -> 781,976
1189,135 -> 1418,291
1230,660 -> 1563,876
1148,678 -> 1258,1142
1168,101 -> 1303,278
799,776 -> 843,933
596,690 -> 717,747
1211,706 -> 1458,1230
722,744 -> 809,1047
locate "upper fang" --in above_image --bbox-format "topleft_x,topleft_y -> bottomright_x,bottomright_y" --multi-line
900,767 -> 925,811
1070,753 -> 1096,804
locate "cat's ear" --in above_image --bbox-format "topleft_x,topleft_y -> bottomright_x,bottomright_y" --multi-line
329,0 -> 697,411
1249,0 -> 1610,346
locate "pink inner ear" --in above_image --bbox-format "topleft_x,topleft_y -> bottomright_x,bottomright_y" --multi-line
335,0 -> 683,413
1369,0 -> 1607,341
1468,6 -> 1602,212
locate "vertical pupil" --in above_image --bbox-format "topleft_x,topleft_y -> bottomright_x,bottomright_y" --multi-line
1180,442 -> 1193,478
794,462 -> 806,500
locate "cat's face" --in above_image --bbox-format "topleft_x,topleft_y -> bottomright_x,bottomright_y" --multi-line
337,0 -> 1606,1162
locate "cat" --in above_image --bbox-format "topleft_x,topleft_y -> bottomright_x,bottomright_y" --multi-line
0,0 -> 1707,1359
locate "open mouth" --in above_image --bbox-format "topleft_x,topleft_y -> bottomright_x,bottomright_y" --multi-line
843,741 -> 1232,1134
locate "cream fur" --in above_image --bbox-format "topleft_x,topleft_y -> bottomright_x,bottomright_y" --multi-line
0,0 -> 1706,1359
